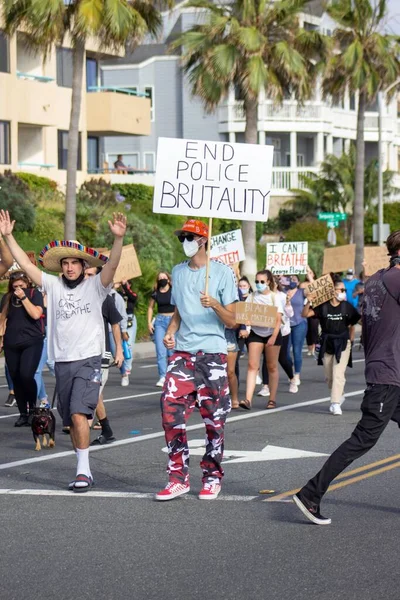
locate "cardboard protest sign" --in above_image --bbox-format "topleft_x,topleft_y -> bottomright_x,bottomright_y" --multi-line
364,246 -> 389,276
153,138 -> 274,222
266,242 -> 308,275
210,229 -> 245,265
322,244 -> 355,275
235,301 -> 278,328
103,244 -> 141,283
304,274 -> 335,308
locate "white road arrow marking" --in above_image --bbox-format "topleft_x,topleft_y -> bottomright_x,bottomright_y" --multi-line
162,439 -> 328,464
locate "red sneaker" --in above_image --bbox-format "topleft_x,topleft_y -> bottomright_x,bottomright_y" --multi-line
198,481 -> 221,500
155,481 -> 190,501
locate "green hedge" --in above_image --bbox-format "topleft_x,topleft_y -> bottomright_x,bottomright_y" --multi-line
16,172 -> 58,191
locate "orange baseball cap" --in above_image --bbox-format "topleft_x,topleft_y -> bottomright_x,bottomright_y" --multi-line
174,219 -> 209,238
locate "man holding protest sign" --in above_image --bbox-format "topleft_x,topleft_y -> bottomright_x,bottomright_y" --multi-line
303,276 -> 360,416
155,219 -> 238,501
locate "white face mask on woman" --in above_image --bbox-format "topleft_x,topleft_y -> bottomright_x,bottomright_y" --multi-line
183,238 -> 200,258
336,291 -> 347,302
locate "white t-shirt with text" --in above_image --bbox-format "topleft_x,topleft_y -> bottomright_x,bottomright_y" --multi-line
42,272 -> 111,362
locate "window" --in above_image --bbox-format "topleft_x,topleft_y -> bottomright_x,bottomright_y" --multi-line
58,130 -> 82,170
0,31 -> 10,73
0,121 -> 11,164
144,86 -> 155,121
86,58 -> 98,91
350,93 -> 356,111
143,152 -> 155,171
107,153 -> 139,170
87,137 -> 99,172
56,47 -> 73,88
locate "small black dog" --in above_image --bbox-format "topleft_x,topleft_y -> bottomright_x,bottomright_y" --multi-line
31,407 -> 56,451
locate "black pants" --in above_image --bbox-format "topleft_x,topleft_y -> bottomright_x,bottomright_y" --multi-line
306,317 -> 319,346
262,334 -> 294,384
300,384 -> 400,505
5,340 -> 43,416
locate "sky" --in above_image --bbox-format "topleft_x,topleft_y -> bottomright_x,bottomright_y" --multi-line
385,0 -> 400,34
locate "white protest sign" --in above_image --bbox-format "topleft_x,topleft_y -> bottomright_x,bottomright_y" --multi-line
266,242 -> 308,275
153,137 -> 274,222
210,229 -> 245,265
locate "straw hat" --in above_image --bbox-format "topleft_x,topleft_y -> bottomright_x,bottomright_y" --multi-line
38,240 -> 109,273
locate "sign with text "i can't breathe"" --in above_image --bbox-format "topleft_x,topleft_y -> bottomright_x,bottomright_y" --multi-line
153,138 -> 274,222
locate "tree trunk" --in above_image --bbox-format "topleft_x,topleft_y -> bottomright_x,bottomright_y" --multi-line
64,39 -> 85,239
241,95 -> 258,280
354,91 -> 366,274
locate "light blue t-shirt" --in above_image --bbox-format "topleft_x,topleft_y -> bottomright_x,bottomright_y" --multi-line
344,278 -> 360,308
171,260 -> 238,354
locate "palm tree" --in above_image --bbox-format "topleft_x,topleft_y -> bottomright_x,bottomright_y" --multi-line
322,0 -> 400,272
288,147 -> 397,239
170,0 -> 327,278
3,0 -> 164,238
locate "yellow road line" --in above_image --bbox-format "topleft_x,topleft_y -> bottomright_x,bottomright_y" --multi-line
265,453 -> 400,502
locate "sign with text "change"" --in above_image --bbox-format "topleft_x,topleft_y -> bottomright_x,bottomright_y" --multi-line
210,229 -> 245,265
153,138 -> 274,221
305,274 -> 335,308
266,242 -> 308,275
235,302 -> 278,328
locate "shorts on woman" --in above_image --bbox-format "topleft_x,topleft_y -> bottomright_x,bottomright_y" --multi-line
248,331 -> 282,346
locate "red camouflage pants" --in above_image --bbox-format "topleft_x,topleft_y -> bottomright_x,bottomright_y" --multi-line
160,351 -> 231,485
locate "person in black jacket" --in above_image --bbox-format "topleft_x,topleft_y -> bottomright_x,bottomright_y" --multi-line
117,279 -> 138,376
0,272 -> 44,426
302,278 -> 360,416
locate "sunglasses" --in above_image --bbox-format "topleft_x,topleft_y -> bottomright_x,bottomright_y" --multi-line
337,288 -> 346,292
177,233 -> 195,243
255,279 -> 267,284
9,271 -> 27,280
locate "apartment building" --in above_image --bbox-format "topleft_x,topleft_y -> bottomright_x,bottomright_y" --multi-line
0,25 -> 151,186
100,0 -> 400,215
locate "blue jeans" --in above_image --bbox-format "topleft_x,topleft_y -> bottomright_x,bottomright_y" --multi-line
34,336 -> 49,400
5,363 -> 13,391
122,314 -> 137,374
287,320 -> 308,374
154,314 -> 173,378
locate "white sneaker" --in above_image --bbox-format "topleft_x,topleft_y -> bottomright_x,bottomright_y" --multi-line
156,377 -> 166,387
121,375 -> 129,387
257,385 -> 270,397
289,381 -> 298,394
331,403 -> 342,416
256,375 -> 262,385
294,374 -> 301,386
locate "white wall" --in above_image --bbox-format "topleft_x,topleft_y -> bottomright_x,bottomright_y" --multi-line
18,126 -> 44,164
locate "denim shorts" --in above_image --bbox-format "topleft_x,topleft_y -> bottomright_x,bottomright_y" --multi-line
225,328 -> 239,353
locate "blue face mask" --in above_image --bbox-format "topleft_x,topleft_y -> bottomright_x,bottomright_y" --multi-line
256,283 -> 268,292
289,281 -> 298,289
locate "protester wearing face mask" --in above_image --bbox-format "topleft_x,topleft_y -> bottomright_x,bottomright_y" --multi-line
156,219 -> 238,501
343,268 -> 360,309
148,271 -> 174,387
239,270 -> 282,410
285,275 -> 307,386
303,278 -> 360,415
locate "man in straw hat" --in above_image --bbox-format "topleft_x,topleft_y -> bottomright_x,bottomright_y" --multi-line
0,209 -> 126,492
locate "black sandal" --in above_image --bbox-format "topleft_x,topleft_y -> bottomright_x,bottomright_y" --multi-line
239,400 -> 252,411
266,400 -> 277,410
72,474 -> 94,493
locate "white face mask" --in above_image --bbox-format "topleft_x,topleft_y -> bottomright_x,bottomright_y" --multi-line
183,238 -> 199,258
346,275 -> 353,281
336,292 -> 347,302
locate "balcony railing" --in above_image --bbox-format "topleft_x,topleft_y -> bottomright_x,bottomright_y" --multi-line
272,168 -> 318,190
87,85 -> 148,97
17,71 -> 54,83
18,162 -> 55,169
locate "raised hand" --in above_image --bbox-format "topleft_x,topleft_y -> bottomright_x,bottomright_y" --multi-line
0,210 -> 15,236
108,212 -> 127,238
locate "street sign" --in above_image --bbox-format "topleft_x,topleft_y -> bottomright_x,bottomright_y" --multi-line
318,212 -> 347,221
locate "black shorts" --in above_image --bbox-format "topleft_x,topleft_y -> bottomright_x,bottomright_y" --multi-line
248,330 -> 282,346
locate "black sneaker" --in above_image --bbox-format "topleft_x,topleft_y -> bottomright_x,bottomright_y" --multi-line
90,434 -> 116,446
5,394 -> 16,407
14,414 -> 29,427
293,492 -> 331,525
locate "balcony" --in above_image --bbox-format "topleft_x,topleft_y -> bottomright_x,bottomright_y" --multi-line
86,87 -> 151,136
14,78 -> 72,127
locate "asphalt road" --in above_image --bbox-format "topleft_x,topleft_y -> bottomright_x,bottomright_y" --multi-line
0,347 -> 399,600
